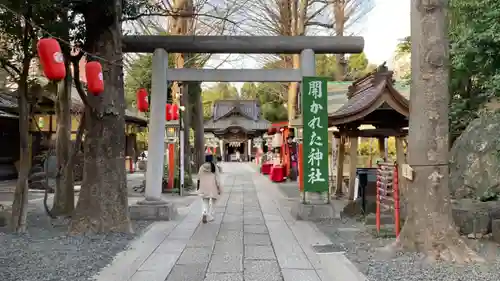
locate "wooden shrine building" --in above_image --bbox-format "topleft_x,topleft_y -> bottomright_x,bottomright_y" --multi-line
204,100 -> 269,162
328,64 -> 409,200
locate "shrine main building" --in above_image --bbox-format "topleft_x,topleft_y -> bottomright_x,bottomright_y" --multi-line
203,100 -> 269,162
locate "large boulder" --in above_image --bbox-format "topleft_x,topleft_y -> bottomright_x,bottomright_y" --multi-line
449,113 -> 500,199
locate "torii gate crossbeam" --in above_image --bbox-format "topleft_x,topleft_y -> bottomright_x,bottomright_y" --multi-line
122,35 -> 364,54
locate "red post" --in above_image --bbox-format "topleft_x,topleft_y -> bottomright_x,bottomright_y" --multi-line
129,157 -> 134,173
168,143 -> 175,189
375,164 -> 381,233
298,143 -> 304,192
393,164 -> 400,237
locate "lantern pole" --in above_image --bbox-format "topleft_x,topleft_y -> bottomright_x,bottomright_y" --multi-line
143,48 -> 169,202
179,105 -> 185,197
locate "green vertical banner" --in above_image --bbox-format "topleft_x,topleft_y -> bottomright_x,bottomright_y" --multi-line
301,77 -> 329,193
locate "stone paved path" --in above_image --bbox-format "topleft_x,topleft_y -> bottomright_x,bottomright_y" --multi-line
95,163 -> 367,281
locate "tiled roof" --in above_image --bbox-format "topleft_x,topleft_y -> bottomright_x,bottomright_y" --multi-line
212,99 -> 260,121
328,64 -> 410,126
0,109 -> 17,119
0,89 -> 147,123
0,92 -> 18,109
326,81 -> 409,114
204,115 -> 270,132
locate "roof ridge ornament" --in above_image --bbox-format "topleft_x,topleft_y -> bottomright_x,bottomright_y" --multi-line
346,62 -> 393,99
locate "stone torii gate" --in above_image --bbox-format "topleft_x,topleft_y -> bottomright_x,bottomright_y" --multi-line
123,35 -> 364,220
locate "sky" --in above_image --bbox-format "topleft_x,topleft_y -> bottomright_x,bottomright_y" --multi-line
123,0 -> 411,89
204,0 -> 411,76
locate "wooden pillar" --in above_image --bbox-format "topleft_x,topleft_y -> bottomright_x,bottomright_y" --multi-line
334,136 -> 345,197
395,136 -> 407,193
377,136 -> 386,160
347,136 -> 358,201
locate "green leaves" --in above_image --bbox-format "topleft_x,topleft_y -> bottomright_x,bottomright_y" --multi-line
124,53 -> 175,108
449,0 -> 500,142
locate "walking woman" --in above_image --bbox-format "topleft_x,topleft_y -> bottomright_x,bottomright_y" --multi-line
197,154 -> 222,223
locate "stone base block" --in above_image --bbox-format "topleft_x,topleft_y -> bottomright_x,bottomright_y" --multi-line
129,201 -> 177,221
492,219 -> 500,243
291,202 -> 336,221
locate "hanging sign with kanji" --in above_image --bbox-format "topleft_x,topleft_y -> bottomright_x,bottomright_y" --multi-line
301,77 -> 329,193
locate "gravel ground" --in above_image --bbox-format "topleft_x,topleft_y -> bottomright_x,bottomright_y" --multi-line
316,218 -> 500,281
0,206 -> 153,281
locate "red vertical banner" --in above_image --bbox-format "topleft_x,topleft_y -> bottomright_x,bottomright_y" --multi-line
298,143 -> 304,191
283,128 -> 289,177
168,143 -> 175,189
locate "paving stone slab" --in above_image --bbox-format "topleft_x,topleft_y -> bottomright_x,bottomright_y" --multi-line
264,214 -> 283,222
168,225 -> 198,240
176,246 -> 213,265
244,260 -> 283,281
281,269 -> 321,281
186,238 -> 217,248
244,233 -> 272,245
217,229 -> 243,243
223,214 -> 244,224
155,240 -> 187,254
207,253 -> 244,273
244,224 -> 268,234
213,241 -> 244,255
244,212 -> 264,218
130,269 -> 172,281
244,218 -> 265,225
204,273 -> 244,281
244,245 -> 277,260
273,243 -> 313,269
166,264 -> 207,281
220,222 -> 244,231
138,252 -> 178,271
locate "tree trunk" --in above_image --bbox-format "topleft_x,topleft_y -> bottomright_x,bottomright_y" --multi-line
10,73 -> 31,233
181,83 -> 193,179
334,0 -> 346,81
190,82 -> 204,169
69,1 -> 131,234
389,0 -> 481,263
52,57 -> 74,216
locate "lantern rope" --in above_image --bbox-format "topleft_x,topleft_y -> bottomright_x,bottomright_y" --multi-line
0,3 -> 123,67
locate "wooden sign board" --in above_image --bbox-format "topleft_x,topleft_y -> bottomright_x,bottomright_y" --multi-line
401,164 -> 413,181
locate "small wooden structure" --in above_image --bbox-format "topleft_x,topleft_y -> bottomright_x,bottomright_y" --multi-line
0,88 -> 147,180
328,64 -> 409,200
204,99 -> 269,161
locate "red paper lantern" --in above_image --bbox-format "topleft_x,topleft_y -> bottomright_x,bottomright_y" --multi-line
85,61 -> 104,95
166,104 -> 172,121
37,38 -> 66,81
171,104 -> 179,120
136,88 -> 149,112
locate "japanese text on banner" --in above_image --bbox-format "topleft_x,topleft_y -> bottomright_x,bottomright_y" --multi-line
301,77 -> 329,193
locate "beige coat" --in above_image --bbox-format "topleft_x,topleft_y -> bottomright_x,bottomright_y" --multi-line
198,162 -> 222,199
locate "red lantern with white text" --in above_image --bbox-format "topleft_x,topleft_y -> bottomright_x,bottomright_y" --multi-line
268,127 -> 277,135
166,104 -> 172,121
136,89 -> 149,112
37,38 -> 66,81
85,61 -> 104,95
171,104 -> 179,120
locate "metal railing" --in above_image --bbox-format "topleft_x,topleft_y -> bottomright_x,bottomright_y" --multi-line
376,162 -> 400,236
